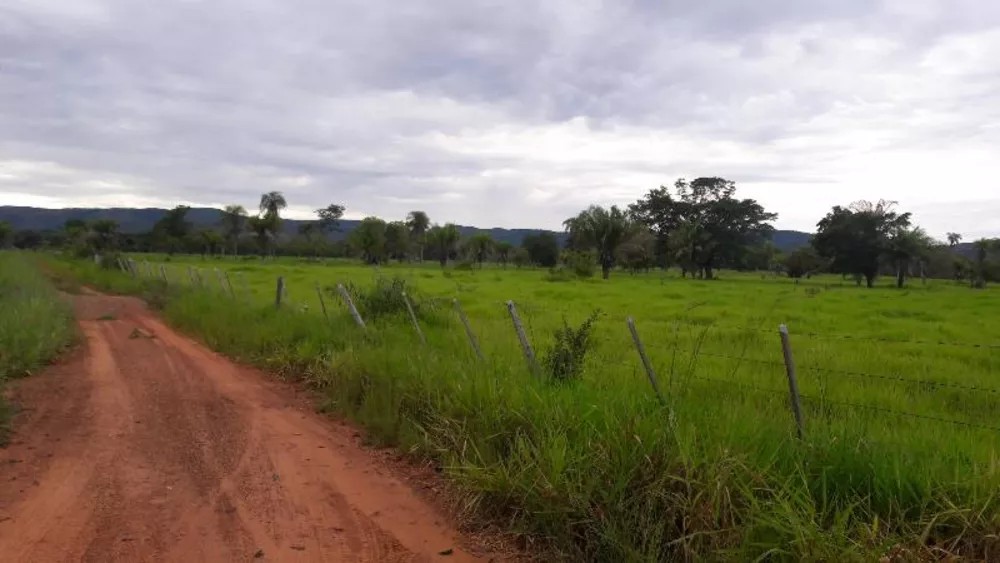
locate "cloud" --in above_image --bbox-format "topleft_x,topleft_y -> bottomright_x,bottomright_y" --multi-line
1,0 -> 999,240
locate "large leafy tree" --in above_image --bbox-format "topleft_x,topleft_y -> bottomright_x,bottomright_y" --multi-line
350,217 -> 387,264
616,227 -> 656,274
971,238 -> 1000,288
426,223 -> 461,267
521,232 -> 560,268
466,233 -> 495,268
152,205 -> 192,254
220,205 -> 248,256
886,226 -> 935,287
630,178 -> 777,279
406,211 -> 431,261
384,221 -> 410,262
316,204 -> 345,235
563,205 -> 633,279
495,241 -> 513,268
89,219 -> 120,253
812,200 -> 912,288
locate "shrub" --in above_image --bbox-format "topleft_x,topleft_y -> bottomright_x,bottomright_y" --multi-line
563,250 -> 597,278
542,309 -> 601,383
341,276 -> 435,322
544,266 -> 575,282
454,261 -> 476,272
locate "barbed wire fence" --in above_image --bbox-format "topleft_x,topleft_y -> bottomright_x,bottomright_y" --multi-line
122,257 -> 1000,438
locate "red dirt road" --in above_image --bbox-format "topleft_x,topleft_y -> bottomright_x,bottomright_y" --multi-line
0,294 -> 489,562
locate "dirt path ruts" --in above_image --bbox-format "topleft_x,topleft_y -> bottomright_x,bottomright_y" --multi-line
0,293 -> 489,562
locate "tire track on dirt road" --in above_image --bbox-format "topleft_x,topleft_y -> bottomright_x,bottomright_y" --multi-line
0,293 -> 492,562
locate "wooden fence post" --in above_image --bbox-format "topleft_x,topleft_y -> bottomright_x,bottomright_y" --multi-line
627,317 -> 665,405
160,265 -> 169,285
223,271 -> 236,300
275,276 -> 284,309
187,266 -> 196,288
454,299 -> 484,361
337,284 -> 366,329
128,259 -> 138,278
779,324 -> 805,439
506,300 -> 539,375
214,269 -> 227,293
315,283 -> 329,320
238,273 -> 252,305
144,261 -> 153,278
401,291 -> 426,345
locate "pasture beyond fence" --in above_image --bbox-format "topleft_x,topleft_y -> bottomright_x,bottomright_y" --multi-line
118,256 -> 1000,440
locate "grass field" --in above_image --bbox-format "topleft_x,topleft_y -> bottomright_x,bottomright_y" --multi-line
0,252 -> 76,443
54,254 -> 1000,561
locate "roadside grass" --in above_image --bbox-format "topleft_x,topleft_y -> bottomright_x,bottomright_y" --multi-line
0,252 -> 76,444
54,253 -> 1000,561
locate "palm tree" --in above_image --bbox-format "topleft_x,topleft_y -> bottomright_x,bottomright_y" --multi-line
259,191 -> 287,219
406,211 -> 431,261
563,205 -> 634,279
426,223 -> 461,267
246,216 -> 273,257
947,232 -> 962,247
887,226 -> 934,288
220,205 -> 248,256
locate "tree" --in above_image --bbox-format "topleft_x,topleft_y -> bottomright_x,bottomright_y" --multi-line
297,222 -> 320,257
317,204 -> 345,235
511,247 -> 530,268
563,205 -> 633,280
0,221 -> 12,248
496,241 -> 513,268
220,205 -> 248,256
246,216 -> 273,257
971,238 -> 1000,288
426,223 -> 461,267
783,246 -> 823,279
886,226 -> 934,287
259,191 -> 287,219
616,227 -> 656,274
467,233 -> 495,268
385,221 -> 410,262
196,229 -> 224,256
89,219 -> 120,253
350,217 -> 387,264
947,233 -> 963,247
631,178 -> 777,279
522,232 -> 560,268
812,200 -> 912,288
152,205 -> 193,254
406,211 -> 431,261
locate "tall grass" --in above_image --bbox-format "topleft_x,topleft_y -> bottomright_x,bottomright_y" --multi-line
54,254 -> 1000,561
0,252 -> 76,442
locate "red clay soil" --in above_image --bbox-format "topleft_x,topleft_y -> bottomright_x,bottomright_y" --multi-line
0,293 -> 495,562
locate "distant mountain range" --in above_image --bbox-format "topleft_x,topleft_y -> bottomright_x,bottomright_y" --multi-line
0,206 -> 815,251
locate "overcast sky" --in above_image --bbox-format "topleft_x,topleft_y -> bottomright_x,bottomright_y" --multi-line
2,0 -> 999,238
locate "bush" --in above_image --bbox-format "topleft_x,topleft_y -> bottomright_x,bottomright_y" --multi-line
454,261 -> 476,272
564,250 -> 597,278
542,309 -> 601,383
544,266 -> 575,282
341,276 -> 435,322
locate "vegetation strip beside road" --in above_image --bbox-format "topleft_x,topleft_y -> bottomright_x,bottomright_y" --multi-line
47,254 -> 1000,562
0,252 -> 76,443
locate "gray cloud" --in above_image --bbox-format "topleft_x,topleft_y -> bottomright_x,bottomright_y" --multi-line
1,0 -> 999,239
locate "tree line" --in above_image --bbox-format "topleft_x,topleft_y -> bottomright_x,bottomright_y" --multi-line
2,179 -> 997,288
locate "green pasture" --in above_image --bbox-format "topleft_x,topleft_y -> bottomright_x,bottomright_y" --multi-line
66,253 -> 1000,560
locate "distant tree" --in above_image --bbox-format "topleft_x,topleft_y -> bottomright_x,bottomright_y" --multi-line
522,232 -> 560,268
350,217 -> 387,264
316,204 -> 345,235
467,233 -> 495,268
246,216 -> 273,257
297,222 -> 320,257
971,238 -> 1000,288
947,232 -> 963,247
89,219 -> 120,253
0,221 -> 12,248
511,247 -> 530,268
630,178 -> 776,277
259,191 -> 287,219
385,221 -> 410,262
742,241 -> 778,272
563,205 -> 634,280
496,241 -> 513,268
426,223 -> 461,267
220,205 -> 248,256
616,227 -> 656,274
12,229 -> 43,249
812,200 -> 912,288
152,205 -> 193,254
783,246 -> 823,279
406,211 -> 431,261
196,229 -> 224,256
886,226 -> 935,287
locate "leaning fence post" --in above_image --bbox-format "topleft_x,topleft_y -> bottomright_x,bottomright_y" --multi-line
337,284 -> 366,329
223,271 -> 236,300
507,300 -> 539,375
779,324 -> 805,439
401,291 -> 426,345
627,317 -> 665,405
128,259 -> 137,278
238,272 -> 252,305
275,276 -> 284,308
214,268 -> 227,293
160,265 -> 169,286
315,283 -> 329,320
143,261 -> 152,278
454,299 -> 484,361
